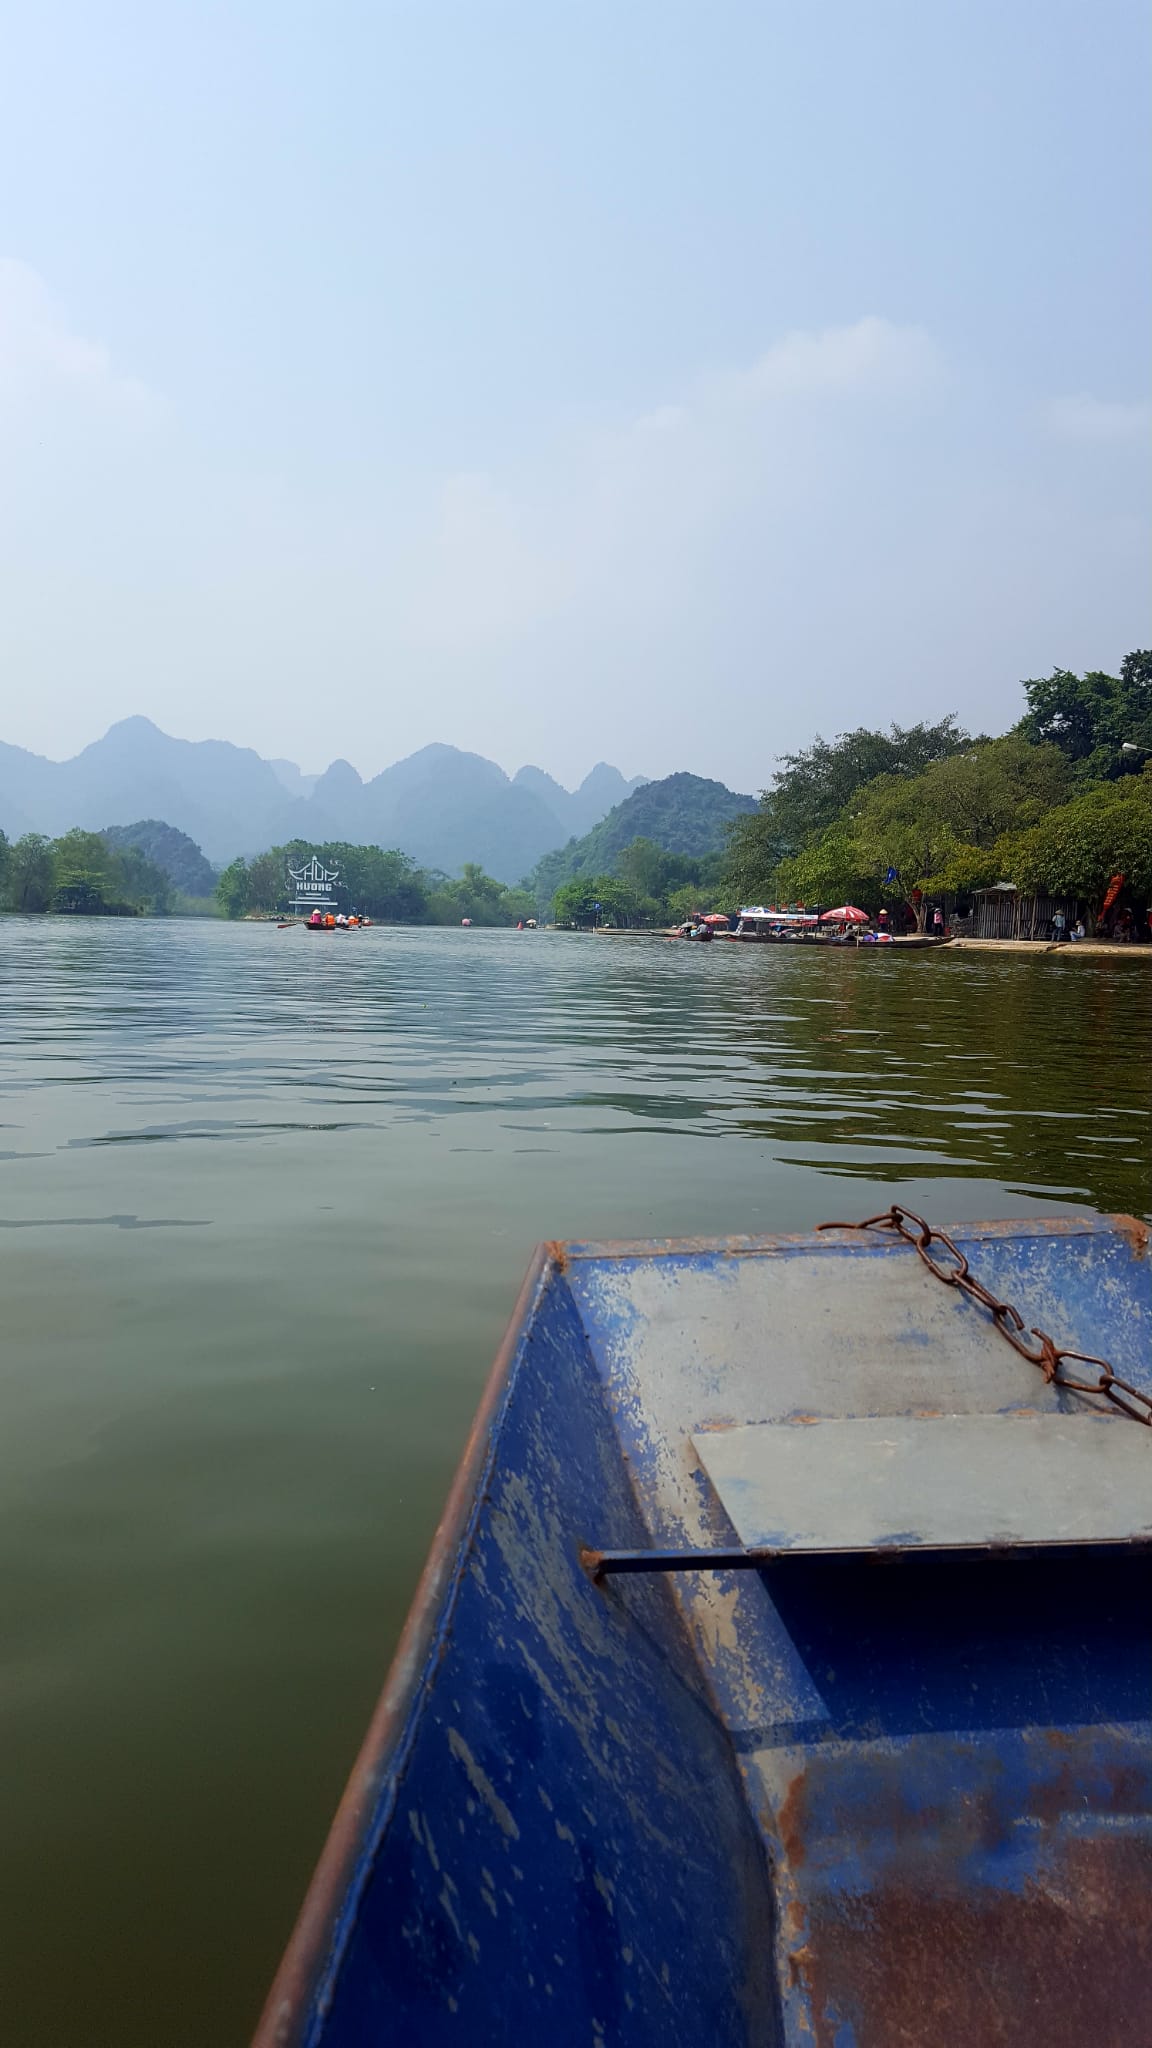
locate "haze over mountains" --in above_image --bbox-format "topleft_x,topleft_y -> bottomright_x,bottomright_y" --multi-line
0,719 -> 647,882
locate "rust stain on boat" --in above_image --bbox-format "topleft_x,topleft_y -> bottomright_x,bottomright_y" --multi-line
775,1741 -> 1152,2048
796,1836 -> 1152,2048
1110,1213 -> 1149,1258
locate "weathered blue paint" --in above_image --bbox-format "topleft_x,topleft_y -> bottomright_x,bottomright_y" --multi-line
255,1216 -> 1152,2048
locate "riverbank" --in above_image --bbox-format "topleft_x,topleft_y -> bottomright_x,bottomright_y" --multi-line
944,938 -> 1152,958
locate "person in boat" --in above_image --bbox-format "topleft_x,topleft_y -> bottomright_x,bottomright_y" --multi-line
310,908 -> 322,926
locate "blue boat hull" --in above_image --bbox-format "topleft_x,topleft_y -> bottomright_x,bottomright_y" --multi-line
255,1217 -> 1152,2046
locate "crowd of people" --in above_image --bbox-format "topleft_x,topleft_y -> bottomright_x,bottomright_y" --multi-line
307,907 -> 369,928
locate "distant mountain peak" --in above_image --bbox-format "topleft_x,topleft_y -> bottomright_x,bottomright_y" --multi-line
0,716 -> 655,880
315,757 -> 363,789
269,757 -> 320,798
85,714 -> 169,757
105,714 -> 165,737
514,763 -> 571,800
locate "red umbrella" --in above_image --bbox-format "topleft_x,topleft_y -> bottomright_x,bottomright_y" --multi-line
820,905 -> 869,923
700,912 -> 731,925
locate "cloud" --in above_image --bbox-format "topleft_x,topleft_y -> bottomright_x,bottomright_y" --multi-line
709,314 -> 941,405
1045,392 -> 1152,444
0,258 -> 155,415
399,316 -> 945,647
628,317 -> 941,439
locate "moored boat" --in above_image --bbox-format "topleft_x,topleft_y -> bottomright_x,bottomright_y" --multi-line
254,1212 -> 1152,2047
728,906 -> 822,940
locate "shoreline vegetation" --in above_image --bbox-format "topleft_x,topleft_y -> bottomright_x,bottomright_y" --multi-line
720,652 -> 1152,938
2,656 -> 1149,936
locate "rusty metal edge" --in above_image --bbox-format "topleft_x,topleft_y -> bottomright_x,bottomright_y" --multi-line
250,1242 -> 556,2048
557,1214 -> 1122,1261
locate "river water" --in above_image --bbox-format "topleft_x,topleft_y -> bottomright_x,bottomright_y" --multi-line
1,919 -> 1148,2044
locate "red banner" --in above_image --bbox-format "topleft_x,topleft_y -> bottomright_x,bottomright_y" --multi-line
1100,872 -> 1125,918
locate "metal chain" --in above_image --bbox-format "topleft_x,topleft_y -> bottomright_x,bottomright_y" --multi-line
815,1205 -> 1152,1428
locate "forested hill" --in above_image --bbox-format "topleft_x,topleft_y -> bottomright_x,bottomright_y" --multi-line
530,772 -> 756,909
102,820 -> 217,897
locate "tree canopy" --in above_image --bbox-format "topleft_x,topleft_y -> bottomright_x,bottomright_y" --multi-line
766,737 -> 1093,926
722,661 -> 1149,925
1001,772 -> 1152,911
214,843 -> 533,925
552,875 -> 650,928
1014,652 -> 1152,781
725,716 -> 975,900
0,829 -> 171,915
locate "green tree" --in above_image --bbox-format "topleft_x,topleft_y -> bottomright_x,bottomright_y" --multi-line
51,829 -> 119,912
911,737 -> 1072,844
614,836 -> 708,914
666,880 -> 731,922
216,857 -> 251,919
615,836 -> 672,899
723,715 -> 974,901
338,845 -> 428,921
552,875 -> 648,927
1015,652 -> 1152,781
774,833 -> 871,912
5,833 -> 56,912
111,845 -> 172,914
766,716 -> 973,842
771,738 -> 1079,926
429,862 -> 534,925
999,773 -> 1152,919
245,849 -> 287,914
276,841 -> 429,921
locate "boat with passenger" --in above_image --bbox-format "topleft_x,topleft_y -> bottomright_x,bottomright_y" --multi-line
253,1210 -> 1152,2048
303,911 -> 366,933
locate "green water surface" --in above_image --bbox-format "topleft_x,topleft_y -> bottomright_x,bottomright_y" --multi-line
0,920 -> 1148,2044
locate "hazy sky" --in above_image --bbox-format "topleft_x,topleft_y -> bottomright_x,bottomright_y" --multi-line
1,1 -> 1148,790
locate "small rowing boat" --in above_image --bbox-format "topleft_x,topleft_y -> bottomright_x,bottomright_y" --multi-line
253,1212 -> 1152,2046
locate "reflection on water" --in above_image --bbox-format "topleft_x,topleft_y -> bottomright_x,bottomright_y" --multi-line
0,920 -> 1148,2044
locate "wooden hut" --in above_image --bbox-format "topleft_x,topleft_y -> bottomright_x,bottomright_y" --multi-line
968,882 -> 1080,941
